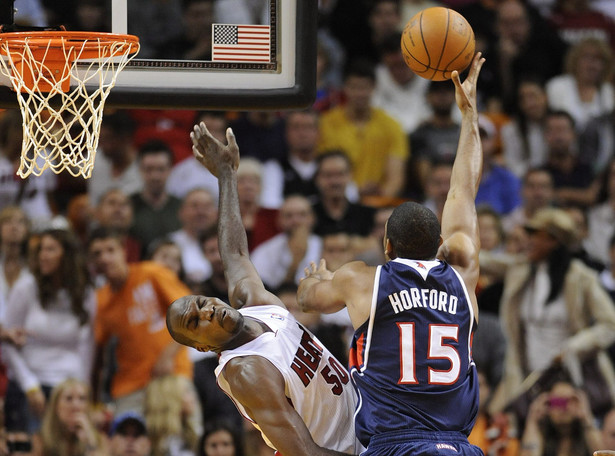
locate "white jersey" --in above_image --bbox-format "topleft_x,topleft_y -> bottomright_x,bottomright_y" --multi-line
215,305 -> 361,454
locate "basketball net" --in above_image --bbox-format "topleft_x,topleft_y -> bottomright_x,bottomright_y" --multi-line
0,31 -> 139,178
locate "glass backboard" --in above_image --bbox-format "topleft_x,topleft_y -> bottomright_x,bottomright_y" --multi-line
0,0 -> 317,110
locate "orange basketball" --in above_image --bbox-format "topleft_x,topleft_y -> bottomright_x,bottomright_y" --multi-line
401,7 -> 475,81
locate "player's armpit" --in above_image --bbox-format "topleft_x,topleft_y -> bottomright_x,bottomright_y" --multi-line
437,233 -> 478,270
229,277 -> 284,310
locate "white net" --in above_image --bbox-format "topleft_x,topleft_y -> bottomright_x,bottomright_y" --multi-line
0,32 -> 139,178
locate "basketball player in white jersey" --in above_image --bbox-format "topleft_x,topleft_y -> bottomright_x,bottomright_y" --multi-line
166,124 -> 362,456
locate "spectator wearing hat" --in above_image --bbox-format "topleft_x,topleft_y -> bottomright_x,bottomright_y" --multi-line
479,207 -> 615,420
110,411 -> 151,456
475,115 -> 522,215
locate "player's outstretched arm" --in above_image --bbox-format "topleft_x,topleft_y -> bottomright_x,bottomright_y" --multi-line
190,123 -> 280,309
298,259 -> 374,329
223,357 -> 355,456
438,53 -> 485,292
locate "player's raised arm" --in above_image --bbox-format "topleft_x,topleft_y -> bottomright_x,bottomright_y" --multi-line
438,53 -> 485,291
190,123 -> 277,309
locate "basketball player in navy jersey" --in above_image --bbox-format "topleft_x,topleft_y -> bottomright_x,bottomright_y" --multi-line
298,53 -> 486,456
166,125 -> 362,456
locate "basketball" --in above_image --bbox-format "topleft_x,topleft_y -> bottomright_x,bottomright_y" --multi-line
401,7 -> 475,81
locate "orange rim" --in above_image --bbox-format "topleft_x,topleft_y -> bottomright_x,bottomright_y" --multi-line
0,31 -> 140,57
0,31 -> 139,92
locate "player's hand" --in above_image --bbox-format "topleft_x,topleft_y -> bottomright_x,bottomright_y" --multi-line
190,123 -> 239,177
451,52 -> 484,114
302,259 -> 333,282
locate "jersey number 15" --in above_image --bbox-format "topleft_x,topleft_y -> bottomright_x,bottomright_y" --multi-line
398,323 -> 461,385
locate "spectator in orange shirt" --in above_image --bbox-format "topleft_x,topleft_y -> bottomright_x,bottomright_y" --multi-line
88,226 -> 192,415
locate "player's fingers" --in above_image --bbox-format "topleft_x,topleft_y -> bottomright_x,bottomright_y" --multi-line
226,127 -> 238,148
190,129 -> 200,142
196,122 -> 207,137
192,145 -> 204,159
451,70 -> 461,88
201,122 -> 213,140
472,53 -> 485,80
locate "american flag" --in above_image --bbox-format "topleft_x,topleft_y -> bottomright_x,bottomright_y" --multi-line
212,24 -> 271,62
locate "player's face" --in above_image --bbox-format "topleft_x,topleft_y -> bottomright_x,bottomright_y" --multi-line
170,295 -> 244,352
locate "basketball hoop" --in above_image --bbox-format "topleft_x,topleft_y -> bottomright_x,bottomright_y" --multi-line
0,30 -> 139,178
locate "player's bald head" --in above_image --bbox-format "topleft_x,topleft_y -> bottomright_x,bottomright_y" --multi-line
166,296 -> 195,347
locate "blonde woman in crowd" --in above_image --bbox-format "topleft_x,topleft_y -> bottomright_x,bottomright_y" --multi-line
40,378 -> 109,456
144,375 -> 203,456
545,37 -> 614,173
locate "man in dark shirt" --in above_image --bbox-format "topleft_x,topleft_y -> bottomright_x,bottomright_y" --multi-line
130,140 -> 182,256
312,151 -> 375,239
542,110 -> 596,208
280,110 -> 321,202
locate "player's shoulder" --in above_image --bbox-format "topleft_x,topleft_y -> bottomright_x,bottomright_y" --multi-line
223,355 -> 284,403
333,260 -> 377,287
337,260 -> 376,276
439,232 -> 479,266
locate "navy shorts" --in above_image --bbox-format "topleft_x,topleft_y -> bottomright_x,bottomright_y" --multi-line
362,430 -> 484,456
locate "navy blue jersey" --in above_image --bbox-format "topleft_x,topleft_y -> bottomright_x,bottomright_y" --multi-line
349,258 -> 479,448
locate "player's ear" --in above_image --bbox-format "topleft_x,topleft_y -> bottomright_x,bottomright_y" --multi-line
384,238 -> 394,259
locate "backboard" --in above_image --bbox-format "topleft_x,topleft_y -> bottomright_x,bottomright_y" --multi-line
0,0 -> 317,110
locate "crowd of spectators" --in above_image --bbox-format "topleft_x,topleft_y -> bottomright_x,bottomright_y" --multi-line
4,0 -> 615,454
